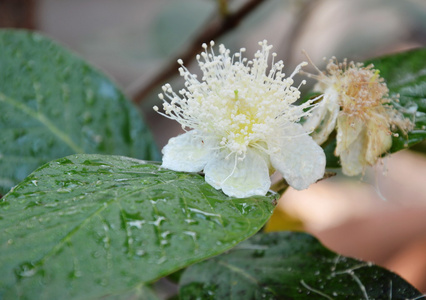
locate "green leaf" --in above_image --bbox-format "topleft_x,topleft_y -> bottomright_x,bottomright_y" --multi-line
0,154 -> 276,299
99,283 -> 160,300
366,48 -> 426,152
0,30 -> 159,195
179,231 -> 422,299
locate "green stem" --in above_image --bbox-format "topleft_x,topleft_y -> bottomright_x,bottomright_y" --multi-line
270,178 -> 289,197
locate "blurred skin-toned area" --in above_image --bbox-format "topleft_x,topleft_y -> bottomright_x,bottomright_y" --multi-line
267,150 -> 426,292
2,0 -> 426,293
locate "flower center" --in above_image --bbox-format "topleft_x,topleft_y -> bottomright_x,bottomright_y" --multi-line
217,90 -> 259,155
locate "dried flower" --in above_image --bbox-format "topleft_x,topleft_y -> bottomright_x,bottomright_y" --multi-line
303,57 -> 412,176
154,41 -> 325,198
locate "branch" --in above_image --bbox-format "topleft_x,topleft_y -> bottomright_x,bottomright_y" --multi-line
282,0 -> 321,66
0,0 -> 37,29
128,0 -> 268,104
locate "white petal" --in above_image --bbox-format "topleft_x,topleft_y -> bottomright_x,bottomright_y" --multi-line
204,149 -> 271,198
161,131 -> 213,172
304,88 -> 339,145
365,117 -> 392,165
338,130 -> 365,176
269,123 -> 325,190
335,115 -> 363,156
335,115 -> 366,176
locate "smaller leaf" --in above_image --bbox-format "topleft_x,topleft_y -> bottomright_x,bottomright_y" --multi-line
179,231 -> 422,299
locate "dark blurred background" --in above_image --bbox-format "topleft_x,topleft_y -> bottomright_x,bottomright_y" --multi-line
2,0 -> 426,293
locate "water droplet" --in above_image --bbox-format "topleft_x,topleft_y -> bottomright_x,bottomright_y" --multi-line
184,219 -> 198,225
188,207 -> 221,218
183,231 -> 197,241
237,202 -> 256,214
82,111 -> 92,124
25,201 -> 42,209
150,198 -> 166,205
157,256 -> 167,264
187,207 -> 222,225
15,262 -> 37,278
161,231 -> 171,239
84,89 -> 95,105
56,158 -> 74,165
68,270 -> 82,279
149,216 -> 166,227
96,278 -> 108,286
56,187 -> 72,193
93,135 -> 102,144
128,220 -> 145,229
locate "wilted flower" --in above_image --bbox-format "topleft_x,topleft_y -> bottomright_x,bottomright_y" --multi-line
154,41 -> 325,198
303,57 -> 412,176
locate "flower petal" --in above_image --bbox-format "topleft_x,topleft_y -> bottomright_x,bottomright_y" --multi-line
338,130 -> 366,176
204,149 -> 271,198
338,114 -> 392,176
365,116 -> 392,165
335,114 -> 364,156
304,88 -> 340,145
269,123 -> 325,190
335,115 -> 366,176
162,131 -> 212,172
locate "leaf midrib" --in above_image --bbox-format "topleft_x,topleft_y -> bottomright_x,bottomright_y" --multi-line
0,91 -> 84,154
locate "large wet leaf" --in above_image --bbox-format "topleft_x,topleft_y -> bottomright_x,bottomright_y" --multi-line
0,154 -> 276,299
179,231 -> 422,299
100,283 -> 160,300
0,30 -> 159,195
367,48 -> 426,152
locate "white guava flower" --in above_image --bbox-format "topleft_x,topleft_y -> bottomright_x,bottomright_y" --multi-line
303,57 -> 413,176
154,41 -> 326,198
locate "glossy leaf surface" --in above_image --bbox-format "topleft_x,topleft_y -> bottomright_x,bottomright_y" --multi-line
0,30 -> 159,195
0,154 -> 276,299
179,231 -> 422,299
